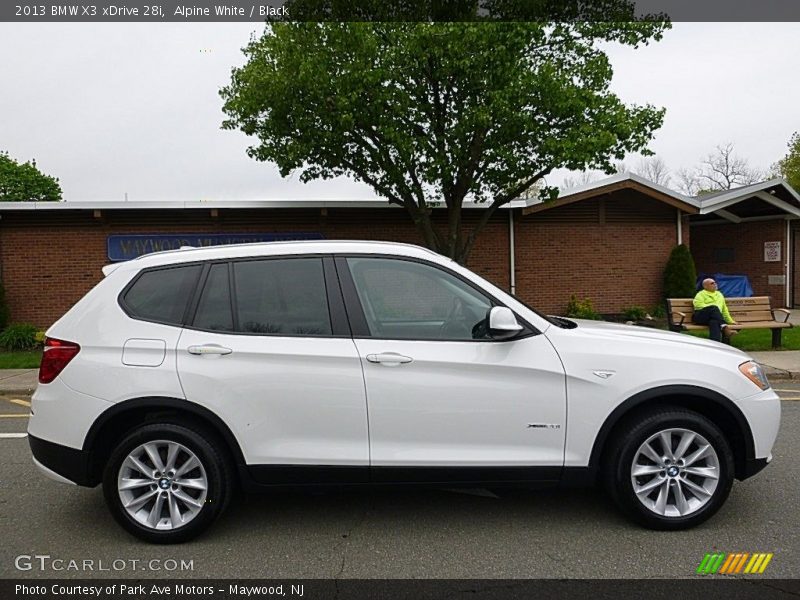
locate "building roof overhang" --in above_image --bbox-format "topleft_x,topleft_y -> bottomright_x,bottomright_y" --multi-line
0,198 -> 529,212
521,172 -> 700,216
693,179 -> 800,223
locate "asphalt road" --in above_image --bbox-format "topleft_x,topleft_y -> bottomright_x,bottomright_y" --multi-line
1,389 -> 798,580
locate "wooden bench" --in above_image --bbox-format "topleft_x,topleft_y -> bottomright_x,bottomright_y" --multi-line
667,296 -> 792,348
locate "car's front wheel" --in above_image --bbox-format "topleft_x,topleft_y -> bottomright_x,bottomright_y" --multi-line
604,407 -> 734,530
102,423 -> 232,543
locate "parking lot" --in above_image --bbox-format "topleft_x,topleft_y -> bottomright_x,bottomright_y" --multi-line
1,389 -> 798,579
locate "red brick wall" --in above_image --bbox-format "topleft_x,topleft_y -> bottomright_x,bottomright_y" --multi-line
691,220 -> 789,307
0,208 -> 509,328
514,192 -> 680,315
0,193 -> 691,327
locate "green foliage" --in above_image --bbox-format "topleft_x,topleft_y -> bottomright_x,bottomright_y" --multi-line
776,132 -> 800,193
0,151 -> 62,202
650,303 -> 667,319
220,17 -> 669,263
565,295 -> 602,320
0,323 -> 39,351
663,244 -> 697,299
0,350 -> 42,369
622,305 -> 648,321
0,281 -> 10,331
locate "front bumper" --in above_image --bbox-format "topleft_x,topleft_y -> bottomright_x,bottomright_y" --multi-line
29,435 -> 96,487
739,454 -> 772,481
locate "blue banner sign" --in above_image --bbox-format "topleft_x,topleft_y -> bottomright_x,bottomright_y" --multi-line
107,233 -> 325,261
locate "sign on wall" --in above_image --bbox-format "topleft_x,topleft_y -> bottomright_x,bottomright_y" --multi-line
107,233 -> 325,261
764,241 -> 781,263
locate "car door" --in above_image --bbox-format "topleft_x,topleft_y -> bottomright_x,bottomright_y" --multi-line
336,256 -> 567,482
176,256 -> 369,482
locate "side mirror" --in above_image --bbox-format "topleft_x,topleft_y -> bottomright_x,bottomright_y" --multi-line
488,306 -> 523,340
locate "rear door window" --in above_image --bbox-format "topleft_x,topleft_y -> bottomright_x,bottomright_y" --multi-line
122,264 -> 202,325
232,258 -> 332,336
193,263 -> 234,332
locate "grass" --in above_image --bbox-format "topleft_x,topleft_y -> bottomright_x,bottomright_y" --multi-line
0,349 -> 42,369
686,327 -> 800,352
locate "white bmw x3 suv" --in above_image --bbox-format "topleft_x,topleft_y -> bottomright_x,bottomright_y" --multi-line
29,241 -> 779,543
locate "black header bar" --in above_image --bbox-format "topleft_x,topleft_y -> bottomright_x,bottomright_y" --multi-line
2,0 -> 800,22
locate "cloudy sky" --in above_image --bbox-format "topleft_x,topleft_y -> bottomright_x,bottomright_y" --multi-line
0,22 -> 798,202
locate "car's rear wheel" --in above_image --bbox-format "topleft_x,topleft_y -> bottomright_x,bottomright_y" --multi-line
604,408 -> 734,530
103,423 -> 231,543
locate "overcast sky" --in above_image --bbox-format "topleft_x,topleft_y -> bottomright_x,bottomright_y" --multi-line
0,22 -> 798,202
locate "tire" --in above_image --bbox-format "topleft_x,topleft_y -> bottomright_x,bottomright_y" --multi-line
603,407 -> 734,530
102,422 -> 232,543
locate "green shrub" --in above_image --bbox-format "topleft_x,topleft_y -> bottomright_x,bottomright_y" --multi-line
565,295 -> 602,320
621,306 -> 648,321
663,244 -> 697,299
0,322 -> 39,351
0,281 -> 10,331
650,303 -> 667,319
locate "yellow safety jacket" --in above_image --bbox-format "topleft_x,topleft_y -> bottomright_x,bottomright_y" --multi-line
693,290 -> 734,324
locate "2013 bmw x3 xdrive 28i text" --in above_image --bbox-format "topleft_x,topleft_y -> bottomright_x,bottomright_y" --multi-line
29,241 -> 780,543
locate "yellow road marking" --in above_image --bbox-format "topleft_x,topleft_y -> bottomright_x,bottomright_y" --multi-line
9,399 -> 31,407
777,396 -> 800,400
0,414 -> 31,418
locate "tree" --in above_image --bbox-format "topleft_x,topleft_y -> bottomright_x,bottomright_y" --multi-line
561,170 -> 603,190
0,151 -> 62,202
774,132 -> 800,192
663,244 -> 697,299
634,156 -> 671,187
221,19 -> 668,264
677,143 -> 763,196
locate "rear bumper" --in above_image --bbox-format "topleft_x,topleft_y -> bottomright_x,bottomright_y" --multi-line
29,435 -> 96,487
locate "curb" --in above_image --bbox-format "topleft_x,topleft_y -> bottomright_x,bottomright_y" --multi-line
761,368 -> 797,381
0,387 -> 36,395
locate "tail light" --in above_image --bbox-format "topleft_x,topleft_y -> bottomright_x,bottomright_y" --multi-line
39,338 -> 81,384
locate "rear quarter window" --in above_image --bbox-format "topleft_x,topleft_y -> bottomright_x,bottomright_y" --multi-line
122,264 -> 202,325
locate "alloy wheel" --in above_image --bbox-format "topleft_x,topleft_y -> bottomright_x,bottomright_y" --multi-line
630,427 -> 720,518
117,440 -> 208,530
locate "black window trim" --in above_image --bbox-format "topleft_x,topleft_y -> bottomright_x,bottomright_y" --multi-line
333,253 -> 539,342
118,261 -> 206,328
182,254 -> 350,339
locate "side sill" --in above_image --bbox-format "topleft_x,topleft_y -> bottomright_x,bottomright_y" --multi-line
239,465 -> 565,491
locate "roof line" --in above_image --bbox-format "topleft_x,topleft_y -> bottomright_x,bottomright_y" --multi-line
0,198 -> 527,211
697,178 -> 800,213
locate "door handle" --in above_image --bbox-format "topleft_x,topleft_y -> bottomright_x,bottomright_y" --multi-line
187,344 -> 233,356
366,352 -> 413,365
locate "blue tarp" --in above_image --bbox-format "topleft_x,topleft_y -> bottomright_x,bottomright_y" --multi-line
696,273 -> 753,297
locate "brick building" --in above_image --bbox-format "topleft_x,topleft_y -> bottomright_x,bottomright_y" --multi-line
689,179 -> 800,307
0,173 -> 797,328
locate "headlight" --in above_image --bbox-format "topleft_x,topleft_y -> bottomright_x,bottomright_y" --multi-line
739,361 -> 770,391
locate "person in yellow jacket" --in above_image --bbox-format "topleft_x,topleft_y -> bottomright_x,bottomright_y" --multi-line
692,278 -> 738,342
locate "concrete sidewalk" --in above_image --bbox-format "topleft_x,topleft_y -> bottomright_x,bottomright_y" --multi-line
0,350 -> 798,394
0,369 -> 37,394
750,351 -> 800,381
